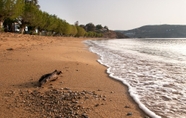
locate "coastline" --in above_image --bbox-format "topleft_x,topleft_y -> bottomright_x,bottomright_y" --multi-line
0,33 -> 148,117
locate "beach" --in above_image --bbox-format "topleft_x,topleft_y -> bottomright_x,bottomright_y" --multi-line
0,33 -> 148,118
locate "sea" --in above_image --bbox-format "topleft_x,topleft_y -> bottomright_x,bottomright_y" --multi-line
84,38 -> 186,118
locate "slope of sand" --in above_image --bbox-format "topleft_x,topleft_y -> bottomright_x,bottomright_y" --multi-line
0,33 -> 148,118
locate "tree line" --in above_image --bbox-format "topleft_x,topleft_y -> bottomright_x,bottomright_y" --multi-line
0,0 -> 107,37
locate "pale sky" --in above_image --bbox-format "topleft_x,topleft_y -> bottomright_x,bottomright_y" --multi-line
38,0 -> 186,30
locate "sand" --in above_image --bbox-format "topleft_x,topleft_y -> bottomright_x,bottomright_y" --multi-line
0,32 -> 148,118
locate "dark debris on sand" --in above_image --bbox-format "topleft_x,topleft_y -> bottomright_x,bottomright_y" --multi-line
4,88 -> 107,118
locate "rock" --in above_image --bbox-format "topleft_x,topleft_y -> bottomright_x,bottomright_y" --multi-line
48,86 -> 54,89
125,105 -> 130,108
95,104 -> 99,107
127,112 -> 133,116
82,113 -> 88,118
102,98 -> 106,101
64,87 -> 70,90
6,48 -> 13,51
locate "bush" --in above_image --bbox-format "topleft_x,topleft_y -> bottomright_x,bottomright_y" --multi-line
0,27 -> 4,32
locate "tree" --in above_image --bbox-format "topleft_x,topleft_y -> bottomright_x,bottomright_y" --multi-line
86,23 -> 95,32
55,19 -> 69,35
0,0 -> 25,29
0,0 -> 105,37
13,0 -> 25,18
104,26 -> 109,31
96,24 -> 103,30
28,8 -> 44,34
47,15 -> 58,32
79,24 -> 86,30
62,22 -> 71,36
0,0 -> 14,28
76,26 -> 86,37
19,1 -> 40,33
86,31 -> 94,37
70,25 -> 77,36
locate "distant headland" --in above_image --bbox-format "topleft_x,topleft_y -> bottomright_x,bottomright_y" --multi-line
116,25 -> 186,38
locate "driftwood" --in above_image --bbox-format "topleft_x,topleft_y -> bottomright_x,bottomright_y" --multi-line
38,70 -> 62,87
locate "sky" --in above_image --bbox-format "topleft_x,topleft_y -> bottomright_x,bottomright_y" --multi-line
38,0 -> 186,30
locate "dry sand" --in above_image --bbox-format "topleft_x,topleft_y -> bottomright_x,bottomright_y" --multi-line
0,33 -> 149,118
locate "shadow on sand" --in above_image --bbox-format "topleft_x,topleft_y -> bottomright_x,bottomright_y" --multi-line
15,81 -> 39,89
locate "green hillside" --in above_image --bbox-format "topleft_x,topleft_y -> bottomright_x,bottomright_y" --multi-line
118,25 -> 186,38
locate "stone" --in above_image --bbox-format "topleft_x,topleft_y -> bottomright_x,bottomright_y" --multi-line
127,112 -> 133,116
6,48 -> 13,51
125,105 -> 130,108
8,88 -> 107,117
97,89 -> 101,91
95,104 -> 99,107
110,91 -> 114,93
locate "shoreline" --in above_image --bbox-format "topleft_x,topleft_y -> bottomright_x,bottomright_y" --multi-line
85,40 -> 162,118
0,33 -> 148,117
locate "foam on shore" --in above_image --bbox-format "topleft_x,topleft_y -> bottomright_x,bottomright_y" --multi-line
85,39 -> 186,118
88,46 -> 161,118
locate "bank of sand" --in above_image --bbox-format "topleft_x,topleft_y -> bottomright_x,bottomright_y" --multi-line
0,33 -> 148,118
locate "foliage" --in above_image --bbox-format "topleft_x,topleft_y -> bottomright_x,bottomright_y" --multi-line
86,23 -> 95,32
0,27 -> 4,32
0,0 -> 24,29
0,0 -> 24,19
96,24 -> 103,30
70,25 -> 77,36
76,26 -> 86,37
0,0 -> 106,37
79,23 -> 109,38
85,31 -> 103,37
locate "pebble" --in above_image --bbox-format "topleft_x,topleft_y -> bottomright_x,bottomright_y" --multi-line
127,112 -> 133,116
103,98 -> 106,101
64,87 -> 70,90
110,91 -> 114,93
7,88 -> 106,117
48,86 -> 54,89
95,104 -> 99,107
6,48 -> 14,51
125,105 -> 130,108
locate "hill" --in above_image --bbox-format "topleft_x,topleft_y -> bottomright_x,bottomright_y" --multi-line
117,25 -> 186,38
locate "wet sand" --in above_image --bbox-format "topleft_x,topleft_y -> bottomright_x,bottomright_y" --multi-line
0,33 -> 148,118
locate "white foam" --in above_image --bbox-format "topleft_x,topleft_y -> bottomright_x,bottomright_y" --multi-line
84,39 -> 186,118
89,45 -> 161,118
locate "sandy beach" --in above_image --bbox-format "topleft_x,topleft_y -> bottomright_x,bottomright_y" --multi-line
0,33 -> 148,118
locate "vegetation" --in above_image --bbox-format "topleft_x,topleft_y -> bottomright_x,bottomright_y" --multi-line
119,25 -> 186,38
0,0 -> 126,38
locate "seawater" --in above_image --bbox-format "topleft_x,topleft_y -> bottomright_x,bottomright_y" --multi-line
84,39 -> 186,118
